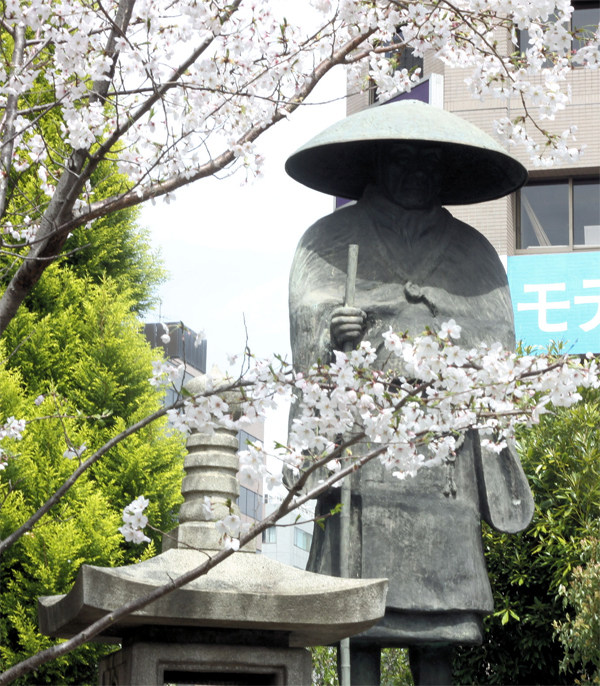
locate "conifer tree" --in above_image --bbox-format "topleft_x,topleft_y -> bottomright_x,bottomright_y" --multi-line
0,168 -> 185,683
453,388 -> 600,684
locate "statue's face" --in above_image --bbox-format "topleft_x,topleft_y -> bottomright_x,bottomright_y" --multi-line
377,143 -> 443,210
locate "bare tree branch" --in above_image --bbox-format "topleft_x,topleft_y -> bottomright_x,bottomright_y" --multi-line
0,23 -> 25,220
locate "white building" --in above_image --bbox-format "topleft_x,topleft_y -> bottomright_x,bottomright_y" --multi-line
261,495 -> 315,570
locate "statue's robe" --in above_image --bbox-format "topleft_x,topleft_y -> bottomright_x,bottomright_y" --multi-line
288,185 -> 534,646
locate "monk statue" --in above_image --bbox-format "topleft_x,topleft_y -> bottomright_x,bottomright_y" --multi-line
284,100 -> 535,685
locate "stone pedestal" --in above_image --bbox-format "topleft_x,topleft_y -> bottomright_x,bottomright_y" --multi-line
99,638 -> 311,685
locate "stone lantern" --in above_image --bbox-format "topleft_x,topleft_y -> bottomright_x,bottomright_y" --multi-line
38,377 -> 387,685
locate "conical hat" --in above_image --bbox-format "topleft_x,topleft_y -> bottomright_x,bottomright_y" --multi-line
285,100 -> 528,205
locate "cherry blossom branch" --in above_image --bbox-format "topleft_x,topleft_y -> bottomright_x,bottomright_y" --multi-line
54,23 -> 378,235
0,400 -> 175,556
3,321 -> 596,558
0,427 -> 386,685
1,320 -> 598,679
0,1 -> 280,332
0,0 -> 137,334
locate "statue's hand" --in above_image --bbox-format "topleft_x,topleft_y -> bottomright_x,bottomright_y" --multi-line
330,305 -> 366,350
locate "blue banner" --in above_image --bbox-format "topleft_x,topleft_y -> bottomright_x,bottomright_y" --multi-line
507,252 -> 600,354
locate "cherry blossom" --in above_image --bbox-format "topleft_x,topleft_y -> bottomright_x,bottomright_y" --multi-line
150,360 -> 185,391
0,1 -> 598,336
0,417 -> 25,470
438,319 -> 462,340
0,416 -> 26,441
214,512 -> 251,550
119,495 -> 151,544
199,495 -> 214,520
127,320 -> 598,549
160,323 -> 171,345
63,443 -> 87,460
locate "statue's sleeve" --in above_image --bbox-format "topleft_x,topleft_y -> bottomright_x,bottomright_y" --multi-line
284,219 -> 346,495
475,437 -> 534,533
455,226 -> 534,531
288,220 -> 346,373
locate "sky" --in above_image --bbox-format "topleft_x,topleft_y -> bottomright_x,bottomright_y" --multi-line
142,69 -> 346,449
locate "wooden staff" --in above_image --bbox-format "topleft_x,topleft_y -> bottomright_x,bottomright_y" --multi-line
339,243 -> 358,686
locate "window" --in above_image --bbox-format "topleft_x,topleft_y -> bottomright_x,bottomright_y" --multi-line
371,30 -> 424,104
518,177 -> 600,250
262,527 -> 276,544
238,486 -> 261,519
519,1 -> 600,58
572,0 -> 600,51
294,527 -> 313,552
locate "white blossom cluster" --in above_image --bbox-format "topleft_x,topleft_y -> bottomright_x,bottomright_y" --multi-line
149,360 -> 186,392
238,442 -> 283,491
215,513 -> 252,551
1,0 -> 597,240
280,322 -> 596,481
0,416 -> 25,470
119,495 -> 151,544
166,381 -> 233,436
114,320 -> 597,549
63,443 -> 87,461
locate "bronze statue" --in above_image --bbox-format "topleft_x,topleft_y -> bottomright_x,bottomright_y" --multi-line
285,100 -> 534,685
